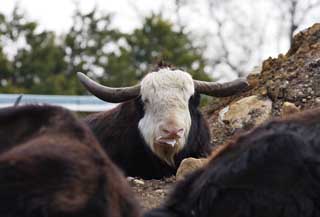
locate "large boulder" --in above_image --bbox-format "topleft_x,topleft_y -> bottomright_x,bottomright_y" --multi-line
281,101 -> 300,116
219,95 -> 272,130
176,158 -> 208,180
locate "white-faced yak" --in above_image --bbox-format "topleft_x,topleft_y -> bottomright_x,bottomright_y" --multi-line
0,105 -> 141,217
145,107 -> 320,217
77,65 -> 248,179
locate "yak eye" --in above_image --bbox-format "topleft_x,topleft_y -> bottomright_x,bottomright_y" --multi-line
143,98 -> 150,104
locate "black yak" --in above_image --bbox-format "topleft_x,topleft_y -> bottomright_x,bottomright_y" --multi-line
0,105 -> 141,217
145,107 -> 320,217
77,67 -> 248,179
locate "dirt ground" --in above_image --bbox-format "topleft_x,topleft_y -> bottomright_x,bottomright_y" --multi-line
128,176 -> 176,211
128,24 -> 320,212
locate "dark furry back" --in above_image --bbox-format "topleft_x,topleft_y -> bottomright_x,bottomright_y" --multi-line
145,107 -> 320,217
0,105 -> 141,217
84,94 -> 212,179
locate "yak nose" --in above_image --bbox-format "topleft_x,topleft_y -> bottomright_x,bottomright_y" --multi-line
160,126 -> 184,139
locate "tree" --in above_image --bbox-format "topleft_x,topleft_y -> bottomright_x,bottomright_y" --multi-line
0,7 -> 38,93
176,0 -> 320,79
64,11 -> 211,89
172,0 -> 267,78
0,6 -> 211,95
14,31 -> 70,94
64,7 -> 123,87
0,6 -> 71,94
274,0 -> 320,46
124,14 -> 211,81
0,12 -> 13,91
0,46 -> 15,92
204,0 -> 267,78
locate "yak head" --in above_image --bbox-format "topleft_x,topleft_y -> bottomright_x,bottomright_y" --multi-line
77,67 -> 248,166
138,69 -> 194,166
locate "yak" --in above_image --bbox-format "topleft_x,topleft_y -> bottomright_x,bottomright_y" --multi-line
0,105 -> 141,217
77,66 -> 248,179
145,107 -> 320,217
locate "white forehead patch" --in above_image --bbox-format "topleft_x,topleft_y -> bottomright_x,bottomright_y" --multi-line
140,68 -> 195,103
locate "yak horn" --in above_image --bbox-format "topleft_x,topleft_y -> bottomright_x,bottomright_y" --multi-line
194,78 -> 249,97
77,72 -> 141,103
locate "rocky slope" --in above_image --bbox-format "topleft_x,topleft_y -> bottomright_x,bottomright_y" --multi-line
205,23 -> 320,147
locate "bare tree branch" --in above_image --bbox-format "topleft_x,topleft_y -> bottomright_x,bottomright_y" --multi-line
275,0 -> 320,47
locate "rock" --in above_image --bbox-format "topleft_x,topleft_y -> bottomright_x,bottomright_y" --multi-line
128,177 -> 145,186
127,177 -> 134,182
218,106 -> 229,124
286,23 -> 320,56
281,102 -> 300,116
315,97 -> 320,106
267,80 -> 289,100
155,189 -> 165,194
249,65 -> 262,75
260,87 -> 268,96
176,158 -> 208,180
220,95 -> 272,130
133,179 -> 145,185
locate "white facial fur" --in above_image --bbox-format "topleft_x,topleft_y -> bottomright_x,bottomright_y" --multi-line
138,68 -> 195,165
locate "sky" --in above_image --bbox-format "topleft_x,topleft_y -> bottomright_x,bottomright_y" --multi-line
1,0 -> 174,33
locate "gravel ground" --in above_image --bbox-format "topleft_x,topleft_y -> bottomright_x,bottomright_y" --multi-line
128,176 -> 176,211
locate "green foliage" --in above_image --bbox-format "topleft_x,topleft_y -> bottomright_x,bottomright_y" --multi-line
0,7 -> 70,94
0,47 -> 12,80
14,31 -> 68,94
0,6 -> 211,95
64,7 -> 119,76
125,14 -> 210,81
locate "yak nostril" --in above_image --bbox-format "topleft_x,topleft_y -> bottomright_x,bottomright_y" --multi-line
176,128 -> 184,137
162,129 -> 170,134
161,127 -> 184,138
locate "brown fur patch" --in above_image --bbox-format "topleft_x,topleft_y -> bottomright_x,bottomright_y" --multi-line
0,105 -> 141,217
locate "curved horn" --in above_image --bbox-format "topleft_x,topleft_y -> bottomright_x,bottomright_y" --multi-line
77,72 -> 141,103
194,78 -> 249,97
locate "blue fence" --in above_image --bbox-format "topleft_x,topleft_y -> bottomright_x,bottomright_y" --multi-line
0,94 -> 117,112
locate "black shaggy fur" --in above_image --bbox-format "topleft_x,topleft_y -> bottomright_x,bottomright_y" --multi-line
84,93 -> 212,179
0,105 -> 141,217
145,108 -> 320,217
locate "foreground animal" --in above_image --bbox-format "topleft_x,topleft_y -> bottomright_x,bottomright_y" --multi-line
145,107 -> 320,217
0,105 -> 140,217
78,67 -> 248,179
